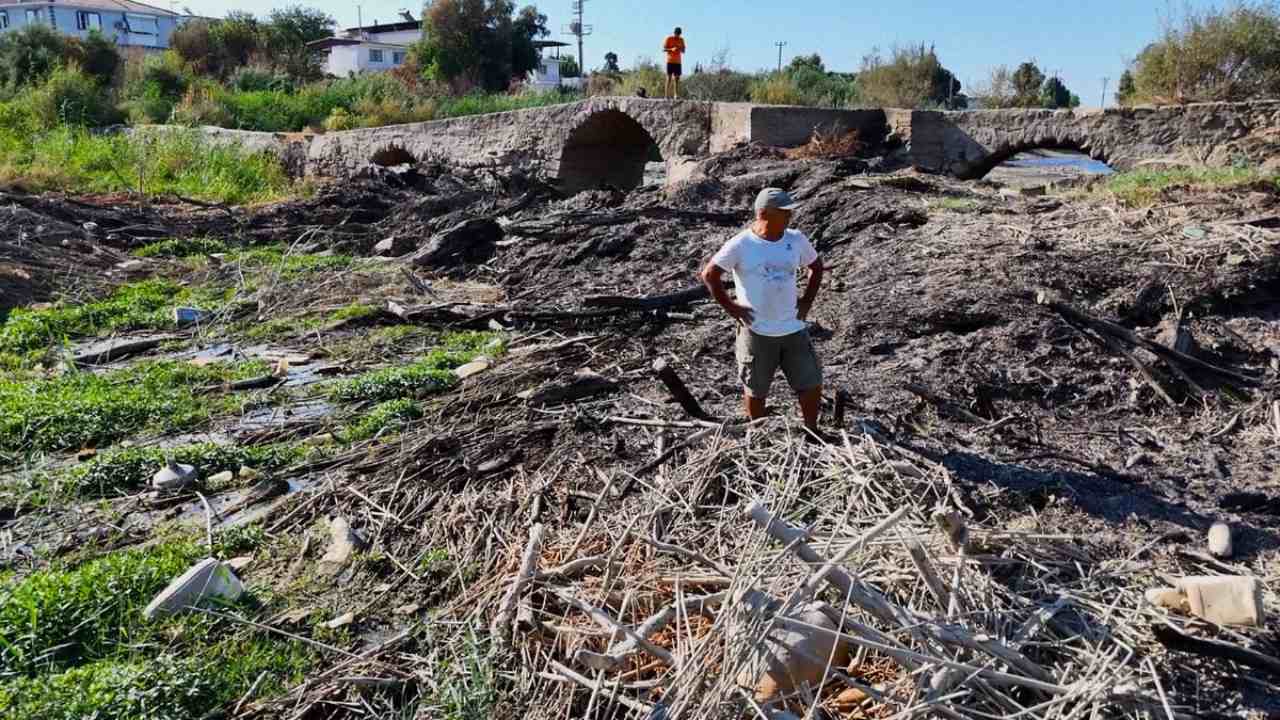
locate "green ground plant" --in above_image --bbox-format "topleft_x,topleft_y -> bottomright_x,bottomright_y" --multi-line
342,398 -> 424,442
59,442 -> 303,499
133,237 -> 232,258
0,359 -> 268,456
0,278 -> 227,356
0,124 -> 289,203
331,331 -> 501,403
1101,165 -> 1280,206
0,540 -> 313,720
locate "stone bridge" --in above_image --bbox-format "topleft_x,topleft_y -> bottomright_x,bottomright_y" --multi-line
199,98 -> 1280,190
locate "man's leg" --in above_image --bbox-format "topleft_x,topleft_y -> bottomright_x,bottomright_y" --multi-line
798,385 -> 821,431
673,76 -> 680,99
744,392 -> 767,420
738,327 -> 778,420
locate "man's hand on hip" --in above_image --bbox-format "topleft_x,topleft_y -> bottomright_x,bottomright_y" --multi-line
727,303 -> 755,326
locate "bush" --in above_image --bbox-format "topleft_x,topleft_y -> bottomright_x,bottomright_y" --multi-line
119,52 -> 191,124
0,25 -> 67,88
27,66 -> 119,128
229,65 -> 294,93
171,80 -> 233,127
1129,1 -> 1280,103
683,70 -> 753,102
66,31 -> 120,86
750,73 -> 805,105
613,60 -> 666,98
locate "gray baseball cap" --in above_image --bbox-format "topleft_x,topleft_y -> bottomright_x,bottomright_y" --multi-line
754,187 -> 799,213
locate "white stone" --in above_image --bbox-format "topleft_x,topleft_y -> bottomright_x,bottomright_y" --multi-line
319,516 -> 366,574
152,462 -> 197,492
1208,522 -> 1233,558
207,470 -> 235,485
454,358 -> 491,379
324,611 -> 355,629
143,558 -> 244,620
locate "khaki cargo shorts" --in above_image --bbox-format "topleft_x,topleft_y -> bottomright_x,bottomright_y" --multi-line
735,326 -> 823,398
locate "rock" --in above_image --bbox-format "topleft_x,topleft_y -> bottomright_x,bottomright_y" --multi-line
736,602 -> 851,703
319,516 -> 366,574
324,611 -> 355,629
372,236 -> 412,256
1145,587 -> 1188,611
207,470 -> 235,486
833,687 -> 870,710
395,603 -> 421,616
152,461 -> 197,492
410,218 -> 504,268
238,465 -> 262,481
454,358 -> 491,379
143,558 -> 244,620
227,556 -> 253,571
519,368 -> 618,407
1125,452 -> 1150,469
173,307 -> 213,327
1208,522 -> 1233,558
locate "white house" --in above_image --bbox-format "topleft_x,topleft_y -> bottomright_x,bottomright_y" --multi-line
0,0 -> 182,49
309,16 -> 419,77
527,39 -> 582,92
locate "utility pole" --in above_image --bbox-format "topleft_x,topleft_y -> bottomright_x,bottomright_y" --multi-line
565,0 -> 592,78
775,41 -> 787,72
1100,77 -> 1109,109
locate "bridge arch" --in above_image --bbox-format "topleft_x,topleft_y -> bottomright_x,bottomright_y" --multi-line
555,108 -> 664,193
963,137 -> 1113,180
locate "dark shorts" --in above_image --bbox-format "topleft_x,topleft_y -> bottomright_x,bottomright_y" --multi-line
735,326 -> 823,398
666,63 -> 682,77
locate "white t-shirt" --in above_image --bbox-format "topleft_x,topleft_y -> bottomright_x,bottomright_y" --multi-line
710,228 -> 819,337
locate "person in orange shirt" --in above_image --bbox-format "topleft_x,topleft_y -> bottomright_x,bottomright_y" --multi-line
663,27 -> 686,99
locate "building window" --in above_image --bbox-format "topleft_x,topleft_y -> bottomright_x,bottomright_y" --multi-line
0,11 -> 8,29
392,51 -> 405,65
368,49 -> 384,63
25,9 -> 40,24
124,14 -> 157,35
76,11 -> 101,30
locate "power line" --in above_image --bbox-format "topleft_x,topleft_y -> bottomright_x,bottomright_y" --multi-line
775,41 -> 787,72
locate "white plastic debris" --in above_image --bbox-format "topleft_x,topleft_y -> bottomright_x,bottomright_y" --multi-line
1179,576 -> 1264,626
143,558 -> 244,620
152,461 -> 197,492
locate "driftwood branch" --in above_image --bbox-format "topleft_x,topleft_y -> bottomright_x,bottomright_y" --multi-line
653,358 -> 716,421
493,523 -> 545,648
1152,624 -> 1280,678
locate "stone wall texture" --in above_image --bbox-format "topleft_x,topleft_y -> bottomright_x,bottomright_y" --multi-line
175,99 -> 1280,187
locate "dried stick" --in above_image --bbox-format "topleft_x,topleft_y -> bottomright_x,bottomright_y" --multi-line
492,523 -> 545,649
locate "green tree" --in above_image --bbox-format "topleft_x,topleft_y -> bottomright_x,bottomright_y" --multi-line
1116,69 -> 1136,105
0,25 -> 68,88
559,54 -> 580,78
1011,61 -> 1045,105
787,53 -> 825,74
1040,75 -> 1077,108
858,44 -> 958,108
602,51 -> 620,75
212,12 -> 263,71
1130,1 -> 1280,103
262,5 -> 334,80
418,0 -> 548,91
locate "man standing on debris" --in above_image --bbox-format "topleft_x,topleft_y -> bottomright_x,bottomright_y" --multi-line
663,27 -> 685,99
702,188 -> 825,433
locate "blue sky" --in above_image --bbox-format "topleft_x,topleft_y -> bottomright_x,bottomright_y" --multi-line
183,0 -> 1225,107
